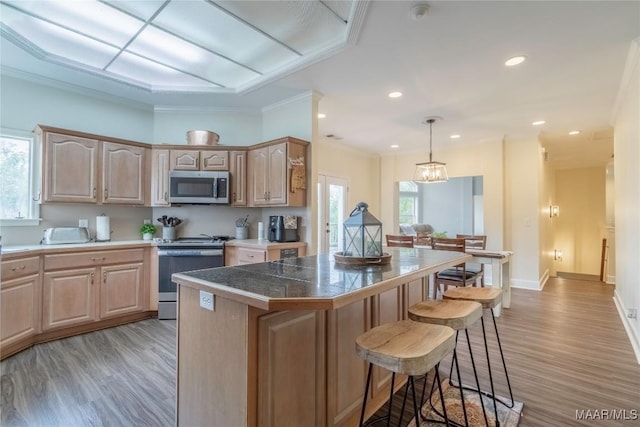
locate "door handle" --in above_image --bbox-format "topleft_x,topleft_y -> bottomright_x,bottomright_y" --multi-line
103,272 -> 107,284
164,191 -> 168,202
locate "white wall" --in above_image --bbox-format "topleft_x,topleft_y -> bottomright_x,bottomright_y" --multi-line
0,75 -> 154,142
504,138 -> 542,290
611,40 -> 640,360
153,107 -> 261,146
419,176 -> 474,236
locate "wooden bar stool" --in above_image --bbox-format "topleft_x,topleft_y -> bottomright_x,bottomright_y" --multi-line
443,288 -> 515,425
356,320 -> 456,427
408,300 -> 489,427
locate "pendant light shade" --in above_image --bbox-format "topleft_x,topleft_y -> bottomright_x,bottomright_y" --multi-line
413,117 -> 448,183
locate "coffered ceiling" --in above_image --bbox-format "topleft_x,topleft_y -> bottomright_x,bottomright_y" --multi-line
1,1 -> 638,169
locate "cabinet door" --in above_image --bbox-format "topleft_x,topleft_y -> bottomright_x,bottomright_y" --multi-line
1,274 -> 40,348
201,151 -> 229,171
171,149 -> 200,170
100,263 -> 144,318
42,268 -> 97,331
267,143 -> 287,205
229,151 -> 246,206
102,142 -> 146,205
44,132 -> 99,203
151,149 -> 170,206
249,147 -> 269,205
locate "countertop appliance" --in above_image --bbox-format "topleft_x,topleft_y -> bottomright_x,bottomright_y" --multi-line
41,227 -> 91,244
169,170 -> 229,204
156,236 -> 229,320
268,215 -> 299,243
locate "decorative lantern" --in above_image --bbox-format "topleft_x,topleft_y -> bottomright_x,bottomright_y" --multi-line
342,202 -> 382,258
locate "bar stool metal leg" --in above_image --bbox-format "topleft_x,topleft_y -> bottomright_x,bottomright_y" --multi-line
359,363 -> 374,427
490,309 -> 514,408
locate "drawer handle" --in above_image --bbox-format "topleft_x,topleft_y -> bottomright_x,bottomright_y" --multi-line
164,191 -> 168,202
11,265 -> 26,271
104,188 -> 109,200
91,257 -> 107,262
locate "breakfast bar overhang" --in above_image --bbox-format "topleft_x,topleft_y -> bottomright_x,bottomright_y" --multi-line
172,248 -> 471,427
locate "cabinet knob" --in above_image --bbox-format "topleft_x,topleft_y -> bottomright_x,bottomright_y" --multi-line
11,265 -> 26,271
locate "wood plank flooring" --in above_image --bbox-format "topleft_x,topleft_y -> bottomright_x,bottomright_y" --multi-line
1,277 -> 638,426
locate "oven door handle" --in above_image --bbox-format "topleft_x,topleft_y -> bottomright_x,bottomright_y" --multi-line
158,249 -> 223,256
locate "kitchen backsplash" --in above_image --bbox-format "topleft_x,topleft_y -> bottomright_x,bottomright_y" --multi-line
1,204 -> 309,246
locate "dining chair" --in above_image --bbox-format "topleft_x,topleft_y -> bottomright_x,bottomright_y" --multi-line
386,234 -> 415,248
431,237 -> 482,298
456,234 -> 487,287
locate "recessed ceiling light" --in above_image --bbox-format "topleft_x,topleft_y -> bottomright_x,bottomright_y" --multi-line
450,134 -> 461,139
390,144 -> 399,148
388,91 -> 403,98
317,113 -> 326,119
532,120 -> 546,126
505,56 -> 527,67
569,130 -> 581,135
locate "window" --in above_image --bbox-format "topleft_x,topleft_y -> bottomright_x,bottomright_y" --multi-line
398,181 -> 419,225
0,129 -> 40,225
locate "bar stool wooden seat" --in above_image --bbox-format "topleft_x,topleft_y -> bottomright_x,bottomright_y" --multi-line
444,287 -> 515,425
356,320 -> 456,427
408,300 -> 489,427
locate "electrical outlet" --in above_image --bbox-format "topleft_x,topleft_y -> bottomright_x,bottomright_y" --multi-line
79,219 -> 88,227
199,290 -> 214,311
628,308 -> 637,319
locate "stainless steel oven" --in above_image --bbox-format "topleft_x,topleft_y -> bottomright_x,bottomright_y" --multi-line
157,237 -> 227,319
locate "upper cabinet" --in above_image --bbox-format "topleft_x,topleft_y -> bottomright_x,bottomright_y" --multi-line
43,132 -> 99,203
102,142 -> 146,205
39,127 -> 148,206
230,151 -> 247,206
150,149 -> 170,206
170,149 -> 229,171
248,137 -> 308,207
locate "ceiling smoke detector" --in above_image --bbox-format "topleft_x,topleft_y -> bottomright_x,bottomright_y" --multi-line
410,3 -> 430,20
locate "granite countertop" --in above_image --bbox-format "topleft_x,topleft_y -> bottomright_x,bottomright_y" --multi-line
172,247 -> 470,311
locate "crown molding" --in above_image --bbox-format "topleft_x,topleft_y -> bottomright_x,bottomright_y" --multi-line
346,0 -> 371,45
153,105 -> 260,114
261,90 -> 321,113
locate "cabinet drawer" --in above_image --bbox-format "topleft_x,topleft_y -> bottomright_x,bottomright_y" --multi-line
1,257 -> 40,281
44,249 -> 144,270
237,248 -> 266,264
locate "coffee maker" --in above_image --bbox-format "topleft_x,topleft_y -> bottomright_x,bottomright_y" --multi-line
268,216 -> 299,242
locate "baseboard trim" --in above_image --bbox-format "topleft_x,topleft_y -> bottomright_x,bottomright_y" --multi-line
510,278 -> 541,291
613,290 -> 640,364
540,269 -> 550,290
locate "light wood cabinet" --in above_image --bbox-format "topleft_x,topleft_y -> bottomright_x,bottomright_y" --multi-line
224,242 -> 307,266
43,248 -> 145,331
100,262 -> 144,318
151,149 -> 170,206
43,132 -> 99,203
42,267 -> 97,330
170,149 -> 229,171
230,151 -> 247,206
248,138 -> 308,207
102,142 -> 146,205
39,126 -> 148,205
1,256 -> 41,353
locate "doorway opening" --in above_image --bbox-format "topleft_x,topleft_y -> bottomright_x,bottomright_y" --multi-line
317,175 -> 348,254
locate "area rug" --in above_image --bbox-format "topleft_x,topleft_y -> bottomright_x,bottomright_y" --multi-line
406,380 -> 523,427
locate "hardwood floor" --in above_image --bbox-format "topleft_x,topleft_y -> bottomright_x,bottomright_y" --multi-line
1,277 -> 638,426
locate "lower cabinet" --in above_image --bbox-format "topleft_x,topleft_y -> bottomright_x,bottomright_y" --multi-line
42,248 -> 147,332
1,274 -> 40,350
225,243 -> 307,266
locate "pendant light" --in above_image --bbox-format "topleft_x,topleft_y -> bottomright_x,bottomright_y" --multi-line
413,116 -> 449,183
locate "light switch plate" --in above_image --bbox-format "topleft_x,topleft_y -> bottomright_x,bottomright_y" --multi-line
79,219 -> 89,227
199,290 -> 214,311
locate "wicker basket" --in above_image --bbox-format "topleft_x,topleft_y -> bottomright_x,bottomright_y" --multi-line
187,130 -> 219,146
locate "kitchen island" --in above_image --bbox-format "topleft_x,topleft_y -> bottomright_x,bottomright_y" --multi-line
172,247 -> 470,427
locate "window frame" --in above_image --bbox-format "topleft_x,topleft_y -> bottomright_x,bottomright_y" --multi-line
0,128 -> 41,226
398,181 -> 420,226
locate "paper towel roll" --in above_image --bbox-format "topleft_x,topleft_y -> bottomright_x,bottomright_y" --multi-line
258,222 -> 264,240
96,215 -> 111,241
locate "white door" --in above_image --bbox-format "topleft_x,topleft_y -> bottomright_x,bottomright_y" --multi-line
317,175 -> 348,254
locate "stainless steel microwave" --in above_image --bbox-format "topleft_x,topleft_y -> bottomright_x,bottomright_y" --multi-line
169,170 -> 230,204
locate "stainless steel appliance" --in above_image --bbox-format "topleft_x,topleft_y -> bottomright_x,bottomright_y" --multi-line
169,170 -> 229,204
157,236 -> 229,319
41,227 -> 91,244
268,215 -> 299,242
